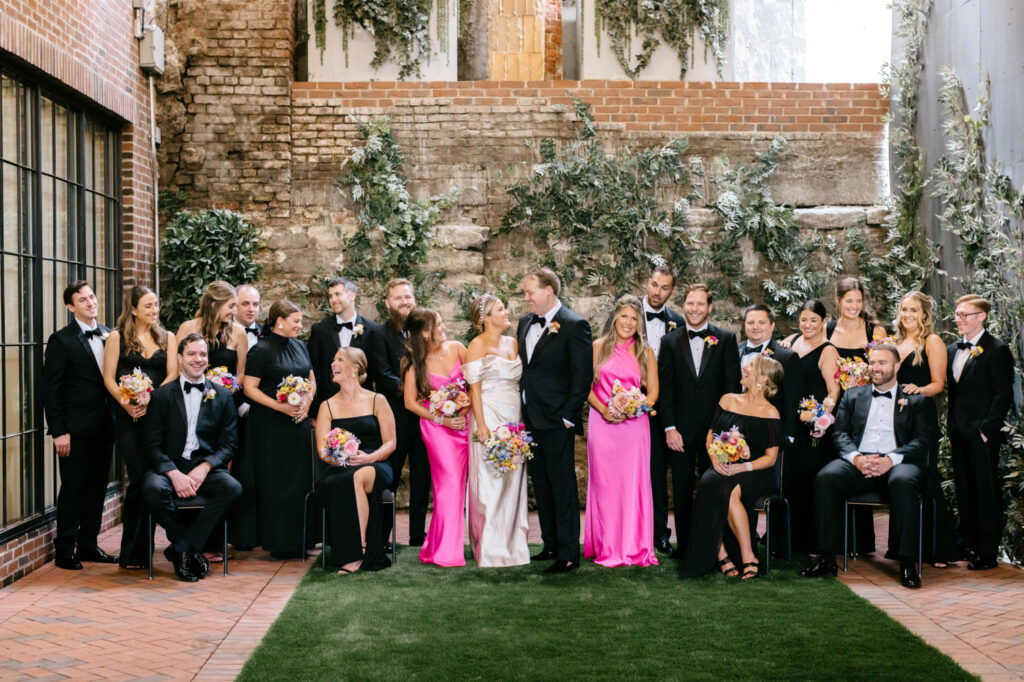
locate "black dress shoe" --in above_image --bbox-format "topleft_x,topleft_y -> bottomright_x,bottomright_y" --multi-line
900,565 -> 922,589
967,557 -> 998,571
78,547 -> 119,564
530,549 -> 557,562
669,548 -> 684,560
799,558 -> 838,578
55,554 -> 83,570
543,559 -> 579,574
655,536 -> 673,554
164,546 -> 199,582
408,536 -> 425,547
189,551 -> 210,578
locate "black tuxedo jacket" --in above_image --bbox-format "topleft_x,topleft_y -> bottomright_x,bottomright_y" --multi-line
517,305 -> 593,432
378,319 -> 413,428
738,338 -> 802,443
43,321 -> 113,440
832,384 -> 930,467
657,323 -> 741,444
307,313 -> 392,414
144,379 -> 237,475
946,331 -> 1015,443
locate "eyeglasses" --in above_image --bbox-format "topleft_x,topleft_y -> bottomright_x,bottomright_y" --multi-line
954,311 -> 984,320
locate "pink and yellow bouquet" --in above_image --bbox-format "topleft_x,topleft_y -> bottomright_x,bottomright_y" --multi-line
798,396 -> 836,445
708,426 -> 751,464
276,374 -> 313,422
607,379 -> 654,420
205,366 -> 239,393
118,368 -> 154,421
479,422 -> 535,476
834,356 -> 870,391
428,378 -> 469,419
321,427 -> 360,467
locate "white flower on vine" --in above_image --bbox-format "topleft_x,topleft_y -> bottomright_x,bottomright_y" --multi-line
351,184 -> 363,201
350,148 -> 365,165
674,198 -> 689,213
533,164 -> 546,176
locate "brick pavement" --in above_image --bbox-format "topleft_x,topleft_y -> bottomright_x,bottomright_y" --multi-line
0,513 -> 1020,680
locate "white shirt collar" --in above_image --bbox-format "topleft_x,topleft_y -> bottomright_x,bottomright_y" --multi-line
686,322 -> 709,333
642,297 -> 665,314
180,375 -> 205,391
335,312 -> 357,325
76,318 -> 99,333
541,301 -> 562,324
872,384 -> 896,399
963,329 -> 985,346
746,339 -> 767,351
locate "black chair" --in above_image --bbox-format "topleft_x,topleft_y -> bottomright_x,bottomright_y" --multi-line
147,495 -> 229,579
754,448 -> 791,575
842,492 -> 932,579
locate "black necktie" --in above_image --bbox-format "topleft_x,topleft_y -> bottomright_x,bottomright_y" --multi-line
956,340 -> 973,350
871,389 -> 892,400
646,310 -> 667,323
84,328 -> 103,339
334,321 -> 353,332
184,381 -> 204,393
742,344 -> 763,355
688,329 -> 709,340
530,314 -> 547,328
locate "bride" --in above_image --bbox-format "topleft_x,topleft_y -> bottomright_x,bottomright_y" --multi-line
463,294 -> 531,566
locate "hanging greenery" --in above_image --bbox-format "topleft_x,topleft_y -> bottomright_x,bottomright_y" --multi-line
592,0 -> 729,79
931,67 -> 1024,563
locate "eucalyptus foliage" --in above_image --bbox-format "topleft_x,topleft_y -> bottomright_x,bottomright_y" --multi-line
158,201 -> 264,331
931,67 -> 1024,562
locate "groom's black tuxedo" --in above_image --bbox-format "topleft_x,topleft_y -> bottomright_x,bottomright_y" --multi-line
307,313 -> 390,416
518,304 -> 593,562
142,379 -> 242,553
43,320 -> 115,558
946,330 -> 1014,563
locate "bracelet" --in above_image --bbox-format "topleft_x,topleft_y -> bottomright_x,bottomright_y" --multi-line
433,414 -> 442,425
745,462 -> 753,472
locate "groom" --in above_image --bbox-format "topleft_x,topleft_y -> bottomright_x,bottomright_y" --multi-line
518,268 -> 593,574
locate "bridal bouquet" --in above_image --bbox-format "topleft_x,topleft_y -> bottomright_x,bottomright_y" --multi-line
607,379 -> 654,420
835,356 -> 870,391
117,368 -> 154,421
205,366 -> 239,393
479,422 -> 535,476
276,374 -> 313,422
798,396 -> 836,445
428,378 -> 469,419
708,426 -> 751,465
321,427 -> 360,467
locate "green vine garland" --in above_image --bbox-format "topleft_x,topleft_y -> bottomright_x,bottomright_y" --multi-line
592,0 -> 729,79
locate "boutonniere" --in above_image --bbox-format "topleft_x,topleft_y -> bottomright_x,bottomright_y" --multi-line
761,348 -> 774,357
668,321 -> 678,331
100,330 -> 110,342
204,388 -> 216,403
969,346 -> 984,358
352,323 -> 364,338
548,322 -> 561,335
704,335 -> 718,347
897,398 -> 908,412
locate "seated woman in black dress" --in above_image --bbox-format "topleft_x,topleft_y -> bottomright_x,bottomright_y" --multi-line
314,347 -> 396,574
680,355 -> 782,580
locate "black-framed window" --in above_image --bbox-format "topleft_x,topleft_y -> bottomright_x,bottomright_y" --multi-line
1,66 -> 122,537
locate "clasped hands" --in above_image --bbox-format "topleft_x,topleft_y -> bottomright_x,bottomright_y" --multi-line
167,462 -> 212,498
854,454 -> 893,478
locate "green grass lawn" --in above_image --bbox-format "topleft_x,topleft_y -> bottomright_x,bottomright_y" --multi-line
238,546 -> 973,681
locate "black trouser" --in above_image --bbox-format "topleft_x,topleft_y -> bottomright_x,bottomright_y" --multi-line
813,458 -> 922,560
117,424 -> 155,564
387,421 -> 430,542
529,425 -> 580,562
650,419 -> 670,542
142,469 -> 242,552
951,431 -> 1004,562
668,436 -> 701,552
54,433 -> 113,556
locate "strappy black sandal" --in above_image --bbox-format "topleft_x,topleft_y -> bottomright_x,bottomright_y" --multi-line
717,557 -> 739,577
741,561 -> 760,580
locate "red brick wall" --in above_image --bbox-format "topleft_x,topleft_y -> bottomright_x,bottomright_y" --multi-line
292,80 -> 888,134
543,0 -> 562,80
0,0 -> 154,587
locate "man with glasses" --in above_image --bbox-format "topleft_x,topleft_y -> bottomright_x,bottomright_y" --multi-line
946,295 -> 1013,570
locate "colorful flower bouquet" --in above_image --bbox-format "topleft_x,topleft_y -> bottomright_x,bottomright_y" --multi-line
607,379 -> 654,421
321,427 -> 360,466
835,356 -> 870,391
276,374 -> 313,422
708,426 -> 751,465
117,368 -> 154,421
205,366 -> 239,393
478,422 -> 535,476
428,378 -> 469,420
798,396 -> 836,445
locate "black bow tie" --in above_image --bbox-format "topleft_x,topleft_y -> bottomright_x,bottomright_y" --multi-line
184,381 -> 204,394
871,389 -> 892,400
688,329 -> 709,340
742,344 -> 764,355
646,310 -> 667,323
244,325 -> 259,334
530,314 -> 547,328
83,328 -> 103,339
334,321 -> 354,332
956,340 -> 973,350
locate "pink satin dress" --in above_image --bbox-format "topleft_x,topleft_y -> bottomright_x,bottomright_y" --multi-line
584,339 -> 658,567
418,358 -> 470,567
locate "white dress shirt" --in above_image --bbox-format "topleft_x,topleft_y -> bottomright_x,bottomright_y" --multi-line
642,297 -> 668,357
846,386 -> 902,466
525,301 -> 562,364
76,318 -> 105,371
686,323 -> 709,371
180,376 -> 204,461
952,329 -> 985,382
245,325 -> 260,348
336,313 -> 357,348
740,341 -> 767,370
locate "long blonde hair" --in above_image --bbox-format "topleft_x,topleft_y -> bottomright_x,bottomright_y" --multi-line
894,291 -> 935,367
115,285 -> 169,355
195,280 -> 236,350
594,294 -> 650,389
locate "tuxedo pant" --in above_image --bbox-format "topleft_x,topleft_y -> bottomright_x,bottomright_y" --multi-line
530,425 -> 581,562
650,419 -> 671,542
951,431 -> 1003,562
228,414 -> 259,547
388,420 -> 430,542
669,437 -> 703,552
813,459 -> 922,560
116,423 -> 156,564
54,434 -> 113,556
142,469 -> 242,552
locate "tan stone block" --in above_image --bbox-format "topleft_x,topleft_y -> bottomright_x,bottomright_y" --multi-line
531,16 -> 545,54
522,16 -> 536,55
509,16 -> 524,51
526,52 -> 544,80
502,0 -> 516,14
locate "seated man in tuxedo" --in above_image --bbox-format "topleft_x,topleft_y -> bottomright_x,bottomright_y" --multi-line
801,343 -> 931,588
143,333 -> 242,582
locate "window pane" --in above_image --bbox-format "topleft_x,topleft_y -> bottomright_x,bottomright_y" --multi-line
20,168 -> 34,256
19,257 -> 34,344
67,183 -> 78,260
2,256 -> 17,343
43,430 -> 56,509
41,176 -> 54,258
83,119 -> 94,190
40,97 -> 53,176
95,196 -> 106,268
1,75 -> 14,162
66,112 -> 79,184
105,130 -> 117,196
94,125 -> 106,194
54,180 -> 68,261
2,162 -> 15,253
85,192 -> 95,263
54,103 -> 69,181
42,260 -> 56,341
